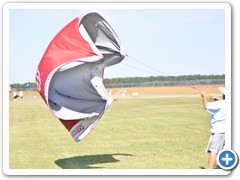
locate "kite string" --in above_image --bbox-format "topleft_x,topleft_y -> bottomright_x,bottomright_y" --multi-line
125,55 -> 171,77
122,55 -> 159,76
121,55 -> 219,94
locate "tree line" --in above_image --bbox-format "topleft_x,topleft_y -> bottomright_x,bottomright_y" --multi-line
10,74 -> 225,91
104,74 -> 224,84
10,82 -> 36,91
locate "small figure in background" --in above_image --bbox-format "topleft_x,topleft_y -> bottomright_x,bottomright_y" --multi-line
19,91 -> 24,103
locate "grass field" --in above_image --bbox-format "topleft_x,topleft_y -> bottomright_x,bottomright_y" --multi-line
9,85 -> 223,169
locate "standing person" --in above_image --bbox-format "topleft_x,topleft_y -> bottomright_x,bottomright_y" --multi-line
19,91 -> 24,103
12,91 -> 18,102
200,87 -> 225,169
9,86 -> 12,101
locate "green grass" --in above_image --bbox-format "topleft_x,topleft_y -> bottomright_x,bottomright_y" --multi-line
9,96 -> 211,169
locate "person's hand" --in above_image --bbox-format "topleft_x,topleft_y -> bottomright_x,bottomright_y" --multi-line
200,90 -> 206,98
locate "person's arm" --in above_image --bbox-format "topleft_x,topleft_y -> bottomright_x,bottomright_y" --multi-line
200,90 -> 208,109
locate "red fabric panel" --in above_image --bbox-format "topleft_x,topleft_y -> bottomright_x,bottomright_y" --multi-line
36,17 -> 96,103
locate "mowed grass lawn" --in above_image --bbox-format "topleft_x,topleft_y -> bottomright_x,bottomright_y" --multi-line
9,95 -> 211,169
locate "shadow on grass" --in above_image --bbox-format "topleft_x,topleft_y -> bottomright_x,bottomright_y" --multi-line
55,153 -> 132,169
200,165 -> 221,169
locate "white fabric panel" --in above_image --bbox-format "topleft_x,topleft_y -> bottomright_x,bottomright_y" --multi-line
49,100 -> 99,120
70,117 -> 100,142
91,76 -> 110,100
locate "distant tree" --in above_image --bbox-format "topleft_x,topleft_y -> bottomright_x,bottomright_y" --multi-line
10,82 -> 36,91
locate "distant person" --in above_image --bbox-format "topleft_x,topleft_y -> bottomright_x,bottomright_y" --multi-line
200,87 -> 225,169
9,86 -> 12,101
19,91 -> 24,103
12,91 -> 18,102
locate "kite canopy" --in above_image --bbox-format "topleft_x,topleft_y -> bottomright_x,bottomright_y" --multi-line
36,12 -> 125,142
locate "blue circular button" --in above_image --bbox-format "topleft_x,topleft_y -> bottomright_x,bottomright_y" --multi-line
217,150 -> 238,170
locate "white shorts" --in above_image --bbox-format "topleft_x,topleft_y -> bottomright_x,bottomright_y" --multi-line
205,133 -> 225,154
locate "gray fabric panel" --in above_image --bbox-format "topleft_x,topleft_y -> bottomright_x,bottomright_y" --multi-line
50,62 -> 103,100
91,54 -> 123,77
48,93 -> 106,114
48,54 -> 123,114
81,13 -> 120,52
48,62 -> 106,114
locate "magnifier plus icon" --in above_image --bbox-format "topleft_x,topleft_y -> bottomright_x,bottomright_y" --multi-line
217,150 -> 238,170
221,153 -> 233,165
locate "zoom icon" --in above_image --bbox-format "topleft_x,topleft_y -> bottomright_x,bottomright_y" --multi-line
217,149 -> 238,170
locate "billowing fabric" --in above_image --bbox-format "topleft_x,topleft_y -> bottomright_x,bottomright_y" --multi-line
36,12 -> 125,142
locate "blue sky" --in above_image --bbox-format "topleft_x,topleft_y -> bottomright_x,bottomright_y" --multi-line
8,6 -> 225,84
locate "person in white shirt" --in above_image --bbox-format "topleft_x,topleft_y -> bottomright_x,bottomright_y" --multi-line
19,91 -> 24,103
200,87 -> 225,169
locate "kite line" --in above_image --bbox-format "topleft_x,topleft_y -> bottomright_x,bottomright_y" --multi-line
123,55 -> 171,77
122,56 -> 159,76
